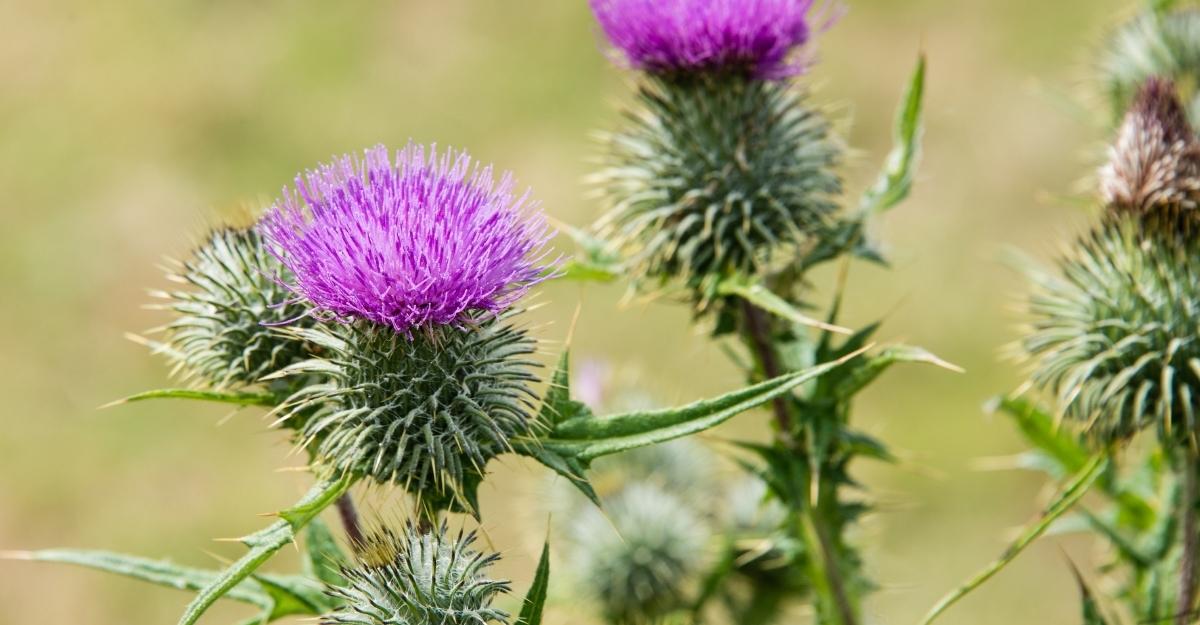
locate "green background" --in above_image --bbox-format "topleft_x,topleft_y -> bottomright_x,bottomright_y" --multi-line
0,0 -> 1136,623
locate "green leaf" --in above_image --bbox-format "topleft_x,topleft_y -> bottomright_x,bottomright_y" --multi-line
253,574 -> 330,619
556,223 -> 623,283
539,348 -> 865,462
177,474 -> 353,625
832,345 -> 961,400
715,276 -> 851,334
7,549 -> 271,608
301,518 -> 349,588
990,396 -> 1154,527
538,350 -> 594,428
860,53 -> 926,216
107,388 -> 276,408
515,541 -> 550,625
1068,559 -> 1114,625
918,455 -> 1107,625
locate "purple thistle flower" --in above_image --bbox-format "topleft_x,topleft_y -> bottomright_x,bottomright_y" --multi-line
589,0 -> 831,79
262,143 -> 555,334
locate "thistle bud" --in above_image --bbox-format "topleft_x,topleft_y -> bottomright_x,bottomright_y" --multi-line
1099,78 -> 1200,224
155,227 -> 315,390
324,523 -> 511,625
1022,218 -> 1200,446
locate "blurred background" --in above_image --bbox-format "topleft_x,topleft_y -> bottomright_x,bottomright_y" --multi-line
0,0 -> 1138,623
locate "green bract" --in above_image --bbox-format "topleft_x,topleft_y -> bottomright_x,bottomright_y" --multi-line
570,483 -> 709,625
278,316 -> 540,511
1024,217 -> 1200,445
324,524 -> 510,625
155,227 -> 314,390
592,73 -> 841,286
1101,8 -> 1200,123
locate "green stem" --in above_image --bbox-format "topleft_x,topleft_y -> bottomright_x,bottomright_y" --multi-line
737,297 -> 858,625
1177,453 -> 1198,625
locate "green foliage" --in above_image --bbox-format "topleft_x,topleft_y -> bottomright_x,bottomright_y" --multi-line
179,474 -> 352,625
592,72 -> 842,286
274,317 -> 540,514
113,387 -> 276,408
1023,218 -> 1200,446
516,541 -> 551,625
153,227 -> 316,391
860,54 -> 926,217
918,454 -> 1107,625
325,524 -> 510,625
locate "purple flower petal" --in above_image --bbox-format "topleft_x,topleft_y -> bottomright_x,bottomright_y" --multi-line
262,143 -> 555,334
589,0 -> 829,79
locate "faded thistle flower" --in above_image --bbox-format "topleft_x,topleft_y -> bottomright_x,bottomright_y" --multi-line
588,0 -> 841,289
1024,80 -> 1200,446
154,226 -> 315,390
1099,78 -> 1200,221
263,144 -> 554,511
589,0 -> 824,79
324,523 -> 510,625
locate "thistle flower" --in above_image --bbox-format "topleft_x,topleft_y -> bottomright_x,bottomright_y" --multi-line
1099,78 -> 1200,221
324,523 -> 510,625
279,315 -> 540,512
155,227 -> 315,390
589,0 -> 824,79
593,75 -> 841,285
569,483 -> 710,625
261,143 -> 554,335
1023,218 -> 1200,445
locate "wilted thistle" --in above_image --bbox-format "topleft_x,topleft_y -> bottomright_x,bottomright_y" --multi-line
154,226 -> 315,390
324,523 -> 511,625
1024,79 -> 1200,446
589,0 -> 842,287
262,143 -> 555,511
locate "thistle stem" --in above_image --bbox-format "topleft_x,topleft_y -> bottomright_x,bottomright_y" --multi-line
738,299 -> 793,437
1177,452 -> 1199,625
737,297 -> 858,625
335,493 -> 364,548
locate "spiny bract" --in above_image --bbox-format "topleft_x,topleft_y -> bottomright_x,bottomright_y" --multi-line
324,523 -> 510,625
593,74 -> 841,287
279,315 -> 540,511
568,483 -> 710,625
1023,218 -> 1200,445
1100,8 -> 1200,123
155,227 -> 314,390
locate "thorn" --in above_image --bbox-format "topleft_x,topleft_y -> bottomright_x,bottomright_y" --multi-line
0,551 -> 34,560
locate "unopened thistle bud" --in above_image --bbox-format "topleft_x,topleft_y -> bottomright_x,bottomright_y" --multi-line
1099,78 -> 1200,223
589,0 -> 841,287
1025,80 -> 1200,446
263,144 -> 554,510
569,483 -> 710,624
155,226 -> 315,390
324,523 -> 510,625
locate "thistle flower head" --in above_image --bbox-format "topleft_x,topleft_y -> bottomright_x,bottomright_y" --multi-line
1099,77 -> 1200,222
593,76 -> 841,286
1023,218 -> 1200,446
324,523 -> 510,625
262,143 -> 554,334
569,483 -> 710,625
156,227 -> 315,390
279,315 -> 540,512
589,0 -> 824,79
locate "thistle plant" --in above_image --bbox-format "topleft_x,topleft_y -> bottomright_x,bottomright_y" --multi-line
9,3 -> 941,625
920,9 -> 1200,623
563,1 -> 943,624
